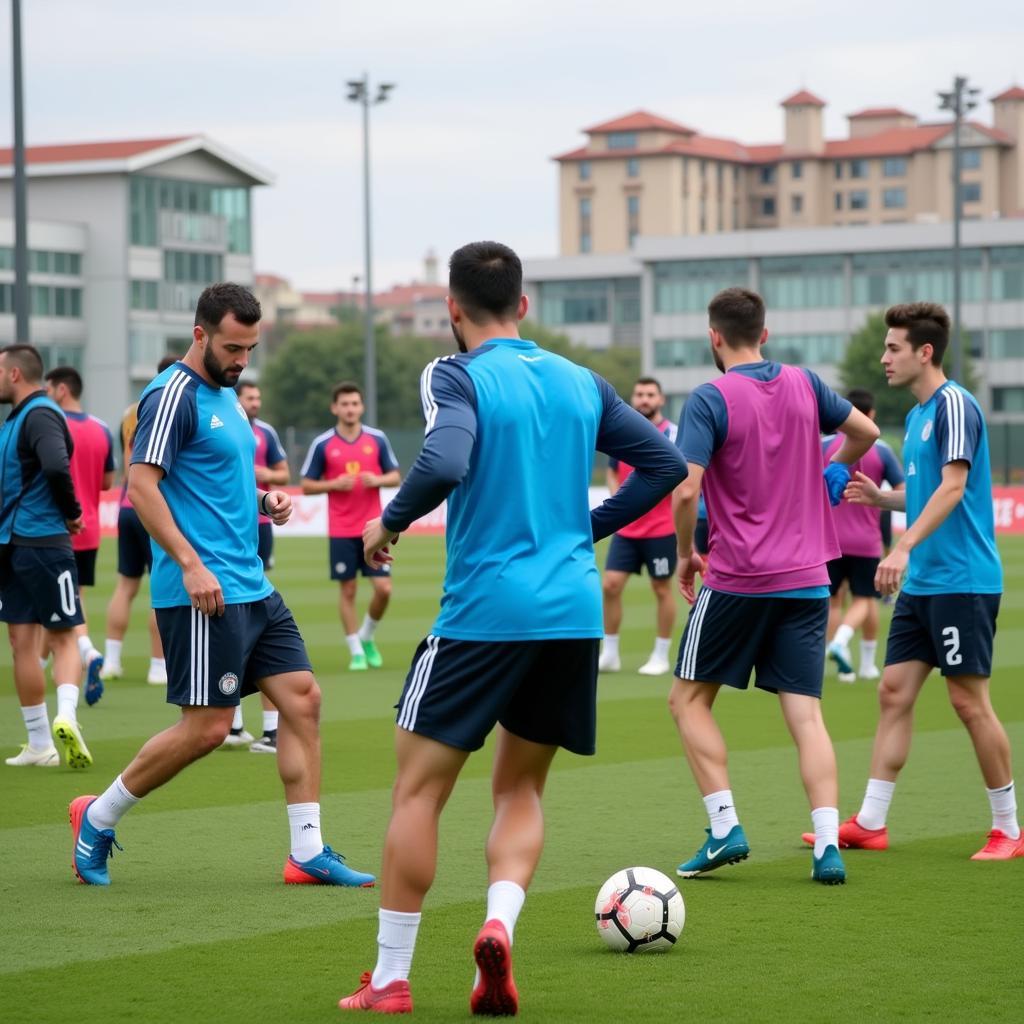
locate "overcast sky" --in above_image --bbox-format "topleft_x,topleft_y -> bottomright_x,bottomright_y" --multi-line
2,0 -> 1022,290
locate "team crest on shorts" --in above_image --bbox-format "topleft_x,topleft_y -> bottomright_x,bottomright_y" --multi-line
218,672 -> 240,696
921,420 -> 933,441
335,562 -> 347,574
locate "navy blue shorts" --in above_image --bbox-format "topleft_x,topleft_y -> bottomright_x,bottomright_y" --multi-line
694,519 -> 709,557
155,591 -> 312,707
885,591 -> 1000,678
0,545 -> 84,629
74,548 -> 98,588
395,635 -> 599,755
117,506 -> 152,578
827,555 -> 880,599
606,533 -> 676,579
258,522 -> 274,571
329,536 -> 390,581
675,587 -> 828,697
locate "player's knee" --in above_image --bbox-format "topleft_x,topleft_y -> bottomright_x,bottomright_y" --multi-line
947,687 -> 984,726
196,715 -> 234,753
375,579 -> 393,600
602,577 -> 623,599
877,674 -> 913,714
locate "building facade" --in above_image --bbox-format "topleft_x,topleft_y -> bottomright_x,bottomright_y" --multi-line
555,87 -> 1024,256
0,136 -> 271,432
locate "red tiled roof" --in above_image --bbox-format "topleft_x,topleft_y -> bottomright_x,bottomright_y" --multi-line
992,85 -> 1024,102
848,107 -> 914,119
255,273 -> 289,287
745,143 -> 785,162
781,90 -> 826,108
583,110 -> 695,135
375,284 -> 447,309
0,136 -> 190,166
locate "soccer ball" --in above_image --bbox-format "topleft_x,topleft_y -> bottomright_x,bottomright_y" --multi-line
594,866 -> 685,953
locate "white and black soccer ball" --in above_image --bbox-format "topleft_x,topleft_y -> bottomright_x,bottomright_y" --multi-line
594,866 -> 685,953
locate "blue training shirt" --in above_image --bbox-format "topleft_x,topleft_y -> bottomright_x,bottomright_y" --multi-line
382,337 -> 686,641
902,380 -> 1001,595
131,362 -> 273,609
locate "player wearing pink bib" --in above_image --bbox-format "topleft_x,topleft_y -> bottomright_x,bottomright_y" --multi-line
301,381 -> 400,671
600,377 -> 679,676
44,367 -> 115,706
669,288 -> 878,885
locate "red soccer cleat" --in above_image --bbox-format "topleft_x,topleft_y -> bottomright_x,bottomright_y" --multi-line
470,919 -> 518,1017
970,829 -> 1024,861
338,972 -> 412,1014
801,815 -> 888,851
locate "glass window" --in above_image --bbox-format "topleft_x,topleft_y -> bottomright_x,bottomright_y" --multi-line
612,278 -> 641,326
959,148 -> 981,170
791,160 -> 803,179
537,279 -> 608,325
834,161 -> 843,180
991,247 -> 1024,300
579,196 -> 592,254
580,234 -> 592,254
654,258 -> 750,314
850,190 -> 869,210
834,192 -> 843,211
761,196 -> 776,216
654,338 -> 714,368
767,333 -> 846,365
627,195 -> 640,246
0,246 -> 13,270
960,182 -> 981,203
851,248 -> 983,306
761,255 -> 844,309
626,157 -> 639,178
989,329 -> 1024,360
130,177 -> 159,246
0,282 -> 13,312
163,249 -> 223,284
579,160 -> 591,181
992,387 -> 1024,413
30,250 -> 51,273
758,165 -> 776,185
131,280 -> 159,311
883,188 -> 907,209
791,194 -> 803,214
850,159 -> 868,178
607,132 -> 637,150
30,285 -> 51,316
883,157 -> 907,177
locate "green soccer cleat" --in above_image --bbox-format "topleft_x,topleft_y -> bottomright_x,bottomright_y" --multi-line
812,844 -> 847,885
349,653 -> 368,672
363,640 -> 383,669
677,824 -> 750,878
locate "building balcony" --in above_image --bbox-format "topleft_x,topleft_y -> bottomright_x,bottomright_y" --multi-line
159,210 -> 227,248
161,282 -> 207,313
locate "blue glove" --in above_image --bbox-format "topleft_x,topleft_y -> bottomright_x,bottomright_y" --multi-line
823,462 -> 850,507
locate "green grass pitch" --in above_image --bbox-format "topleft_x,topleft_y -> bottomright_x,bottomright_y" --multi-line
2,535 -> 1022,1022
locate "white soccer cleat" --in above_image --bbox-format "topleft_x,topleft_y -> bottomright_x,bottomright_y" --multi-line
598,650 -> 621,673
5,744 -> 60,767
99,663 -> 123,681
220,728 -> 254,748
859,664 -> 880,680
837,671 -> 857,684
637,656 -> 671,676
147,664 -> 168,685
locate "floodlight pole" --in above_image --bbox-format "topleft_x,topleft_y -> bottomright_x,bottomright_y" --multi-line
347,73 -> 395,426
11,0 -> 30,343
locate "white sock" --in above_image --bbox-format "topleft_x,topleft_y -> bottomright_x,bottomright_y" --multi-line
263,709 -> 279,734
986,781 -> 1020,839
88,774 -> 140,831
472,881 -> 526,987
832,624 -> 854,649
703,789 -> 739,839
105,638 -> 123,667
860,639 -> 877,669
856,778 -> 895,830
811,806 -> 839,858
287,802 -> 323,862
149,657 -> 165,673
602,634 -> 620,658
372,909 -> 421,988
56,683 -> 79,724
652,636 -> 671,661
21,703 -> 51,751
358,614 -> 380,642
346,633 -> 365,656
231,706 -> 244,731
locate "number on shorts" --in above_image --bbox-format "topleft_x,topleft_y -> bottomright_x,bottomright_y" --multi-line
57,570 -> 76,618
652,557 -> 670,577
941,626 -> 962,667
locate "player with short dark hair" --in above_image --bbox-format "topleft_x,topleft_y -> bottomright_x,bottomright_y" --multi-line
823,388 -> 904,682
1,345 -> 92,769
338,240 -> 686,1015
670,287 -> 879,886
600,376 -> 679,676
812,300 -> 1020,860
43,366 -> 115,704
301,380 -> 400,671
67,283 -> 374,888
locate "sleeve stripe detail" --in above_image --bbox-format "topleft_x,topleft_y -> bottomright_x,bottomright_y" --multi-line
365,427 -> 399,467
143,371 -> 190,466
943,386 -> 966,462
299,429 -> 334,476
420,358 -> 441,433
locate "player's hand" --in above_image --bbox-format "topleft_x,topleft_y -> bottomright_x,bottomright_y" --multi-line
65,516 -> 84,535
359,472 -> 380,488
874,547 -> 908,596
677,551 -> 706,605
363,517 -> 399,568
823,462 -> 851,507
183,563 -> 225,616
263,490 -> 292,526
844,471 -> 882,507
334,475 -> 356,492
254,465 -> 274,484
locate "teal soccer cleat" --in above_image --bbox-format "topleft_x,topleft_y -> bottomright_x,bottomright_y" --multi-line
70,796 -> 122,885
812,844 -> 847,885
677,824 -> 750,878
283,845 -> 376,887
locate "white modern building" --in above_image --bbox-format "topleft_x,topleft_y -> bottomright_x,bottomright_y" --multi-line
0,136 -> 272,432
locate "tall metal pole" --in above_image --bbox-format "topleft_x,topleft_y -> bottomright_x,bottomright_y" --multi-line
360,74 -> 376,425
11,0 -> 30,344
951,76 -> 964,383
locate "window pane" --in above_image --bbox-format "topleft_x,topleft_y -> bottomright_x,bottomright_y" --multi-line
537,280 -> 608,324
850,190 -> 869,210
883,157 -> 906,177
883,188 -> 906,209
579,161 -> 591,181
850,159 -> 868,178
607,132 -> 637,150
626,157 -> 640,178
654,259 -> 750,313
959,149 -> 981,170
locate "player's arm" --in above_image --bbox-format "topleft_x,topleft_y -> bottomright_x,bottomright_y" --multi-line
361,432 -> 401,489
255,487 -> 291,526
299,440 -> 347,493
606,461 -> 620,497
672,463 -> 706,605
23,407 -> 82,530
257,459 -> 290,486
590,374 -> 687,543
362,469 -> 401,488
806,372 -> 879,504
101,424 -> 116,490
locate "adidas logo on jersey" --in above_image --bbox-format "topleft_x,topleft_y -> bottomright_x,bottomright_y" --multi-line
907,461 -> 916,477
210,415 -> 224,429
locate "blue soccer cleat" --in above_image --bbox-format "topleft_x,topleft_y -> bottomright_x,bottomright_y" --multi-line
283,844 -> 375,887
826,640 -> 855,679
677,824 -> 750,878
84,653 -> 105,706
69,796 -> 122,885
812,844 -> 847,885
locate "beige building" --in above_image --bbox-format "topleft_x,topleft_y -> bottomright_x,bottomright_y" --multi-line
555,86 -> 1024,255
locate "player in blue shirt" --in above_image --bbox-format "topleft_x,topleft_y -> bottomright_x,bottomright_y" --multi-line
338,242 -> 686,1016
67,283 -> 375,888
821,301 -> 1020,861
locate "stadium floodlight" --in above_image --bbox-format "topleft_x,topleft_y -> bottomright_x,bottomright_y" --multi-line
346,74 -> 396,426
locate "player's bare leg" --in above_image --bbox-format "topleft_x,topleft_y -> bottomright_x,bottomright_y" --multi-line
639,576 -> 675,675
599,571 -> 628,671
829,594 -> 872,683
359,577 -> 392,669
338,579 -> 366,669
259,670 -> 321,804
868,661 -> 931,782
947,676 -> 1013,789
